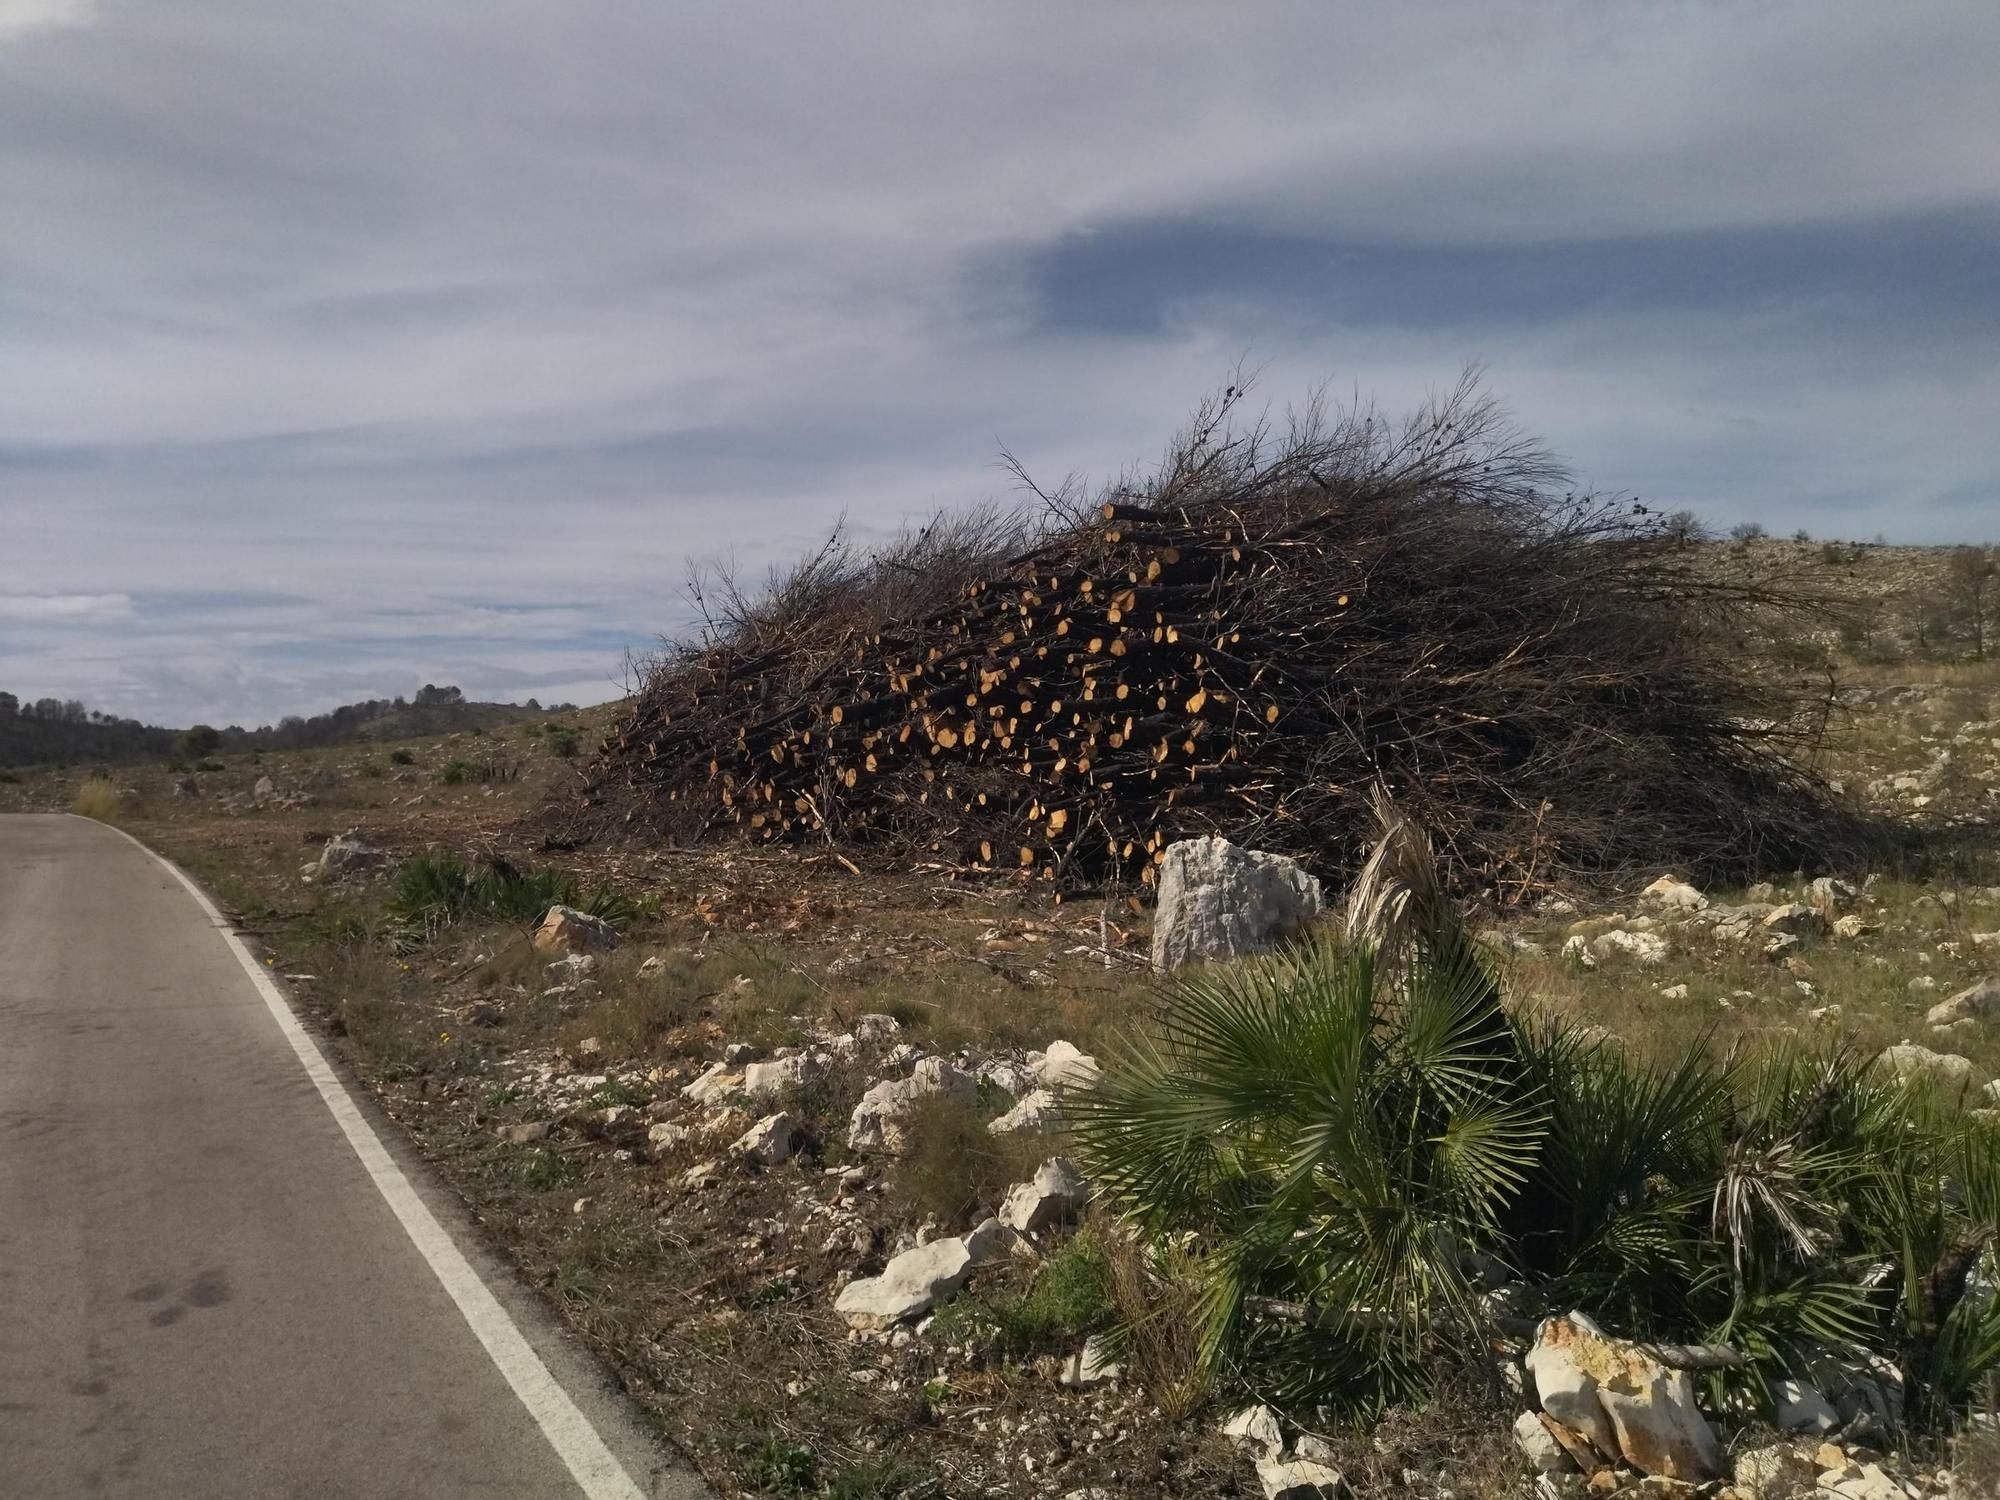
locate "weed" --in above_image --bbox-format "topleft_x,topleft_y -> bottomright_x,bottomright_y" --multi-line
546,727 -> 582,759
886,1092 -> 1046,1228
385,850 -> 638,946
1104,1225 -> 1207,1420
389,748 -> 416,766
515,1146 -> 581,1191
436,755 -> 519,786
1076,925 -> 2000,1428
70,778 -> 120,820
742,1436 -> 818,1494
748,1275 -> 797,1307
825,1456 -> 921,1499
584,1078 -> 647,1109
483,1084 -> 524,1109
933,1227 -> 1114,1357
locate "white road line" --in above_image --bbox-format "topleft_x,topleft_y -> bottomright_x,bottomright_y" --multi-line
87,817 -> 650,1500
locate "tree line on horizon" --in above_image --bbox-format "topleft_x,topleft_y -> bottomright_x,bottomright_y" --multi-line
0,683 -> 578,769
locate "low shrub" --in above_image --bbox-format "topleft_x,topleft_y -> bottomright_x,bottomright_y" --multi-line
69,778 -> 120,820
388,748 -> 416,766
436,755 -> 520,786
885,1092 -> 1044,1228
1073,810 -> 2000,1433
385,850 -> 638,945
933,1227 -> 1115,1356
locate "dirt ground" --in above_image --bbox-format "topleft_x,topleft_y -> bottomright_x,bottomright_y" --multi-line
5,649 -> 1998,1498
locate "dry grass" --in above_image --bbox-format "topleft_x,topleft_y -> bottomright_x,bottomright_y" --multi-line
883,1092 -> 1049,1229
1102,1224 -> 1207,1422
68,778 -> 121,820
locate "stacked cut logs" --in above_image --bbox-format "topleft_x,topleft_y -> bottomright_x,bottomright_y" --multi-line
574,474 -> 1846,897
589,501 -> 1381,889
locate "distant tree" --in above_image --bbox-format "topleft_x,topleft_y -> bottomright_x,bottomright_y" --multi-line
414,683 -> 464,707
0,691 -> 15,716
179,724 -> 222,758
1661,510 -> 1708,549
1729,522 -> 1767,548
1946,545 -> 1997,660
1791,527 -> 1811,543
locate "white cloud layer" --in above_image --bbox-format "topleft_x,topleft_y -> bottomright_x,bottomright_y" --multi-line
0,0 -> 92,42
0,592 -> 133,621
1,1 -> 1995,725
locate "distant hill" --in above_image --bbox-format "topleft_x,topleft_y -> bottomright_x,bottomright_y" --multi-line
0,684 -> 574,769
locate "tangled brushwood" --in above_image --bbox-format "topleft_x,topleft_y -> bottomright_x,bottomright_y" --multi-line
576,375 -> 1856,895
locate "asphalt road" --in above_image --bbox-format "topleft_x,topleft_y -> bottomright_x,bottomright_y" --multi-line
0,814 -> 705,1499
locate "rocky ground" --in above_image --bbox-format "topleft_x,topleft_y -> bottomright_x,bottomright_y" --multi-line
4,644 -> 1997,1498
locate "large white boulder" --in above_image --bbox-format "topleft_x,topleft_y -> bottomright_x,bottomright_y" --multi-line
1526,1312 -> 1722,1482
1926,977 -> 2000,1029
1222,1405 -> 1286,1461
731,1112 -> 799,1166
1878,1043 -> 1976,1090
988,1088 -> 1061,1136
533,904 -> 619,954
1032,1040 -> 1101,1090
846,1057 -> 975,1153
998,1157 -> 1087,1233
1512,1412 -> 1576,1475
832,1217 -> 1011,1329
1255,1458 -> 1346,1499
742,1051 -> 826,1101
1151,836 -> 1322,970
317,831 -> 388,880
680,1062 -> 742,1104
1592,929 -> 1669,965
1641,875 -> 1709,912
1772,1377 -> 1838,1434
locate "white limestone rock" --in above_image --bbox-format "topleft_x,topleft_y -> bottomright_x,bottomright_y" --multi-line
1641,875 -> 1709,912
999,1156 -> 1087,1233
1222,1404 -> 1286,1462
1926,977 -> 2000,1029
846,1057 -> 976,1153
533,904 -> 620,954
833,1217 -> 1012,1329
1151,835 -> 1322,970
1878,1043 -> 1976,1090
731,1112 -> 799,1166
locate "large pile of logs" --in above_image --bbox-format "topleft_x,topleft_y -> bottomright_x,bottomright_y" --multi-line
573,380 -> 1853,897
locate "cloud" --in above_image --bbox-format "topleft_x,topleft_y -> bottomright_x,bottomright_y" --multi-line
0,592 -> 133,621
0,0 -> 92,41
0,2 -> 1995,725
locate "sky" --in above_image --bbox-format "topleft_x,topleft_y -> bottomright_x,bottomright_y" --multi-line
2,1 -> 1996,728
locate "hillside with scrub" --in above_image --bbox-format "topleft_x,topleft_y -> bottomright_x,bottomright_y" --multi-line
10,388 -> 1999,1500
